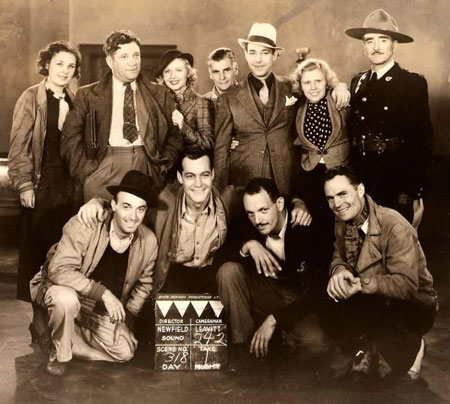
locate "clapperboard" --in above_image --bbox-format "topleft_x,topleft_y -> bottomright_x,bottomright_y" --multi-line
155,294 -> 227,371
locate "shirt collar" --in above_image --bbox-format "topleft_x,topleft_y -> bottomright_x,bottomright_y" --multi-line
248,72 -> 274,93
371,60 -> 395,80
109,220 -> 134,253
181,193 -> 213,219
360,218 -> 369,235
45,80 -> 65,100
267,210 -> 288,240
112,75 -> 137,92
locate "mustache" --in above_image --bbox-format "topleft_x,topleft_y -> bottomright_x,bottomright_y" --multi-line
371,51 -> 384,55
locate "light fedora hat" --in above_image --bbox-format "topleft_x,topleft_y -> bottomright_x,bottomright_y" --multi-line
238,23 -> 285,51
345,9 -> 413,43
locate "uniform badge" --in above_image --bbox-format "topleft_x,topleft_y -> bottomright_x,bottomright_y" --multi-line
385,76 -> 393,82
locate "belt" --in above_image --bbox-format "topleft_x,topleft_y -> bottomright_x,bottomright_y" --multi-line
354,136 -> 403,155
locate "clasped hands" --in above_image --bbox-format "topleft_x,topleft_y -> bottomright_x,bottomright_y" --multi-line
327,266 -> 361,301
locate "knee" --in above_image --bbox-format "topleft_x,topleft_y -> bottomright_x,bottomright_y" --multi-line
216,261 -> 246,288
285,315 -> 330,357
45,286 -> 80,316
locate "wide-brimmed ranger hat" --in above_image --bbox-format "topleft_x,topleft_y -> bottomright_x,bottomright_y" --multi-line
345,9 -> 413,43
238,23 -> 285,52
107,170 -> 161,208
156,49 -> 194,78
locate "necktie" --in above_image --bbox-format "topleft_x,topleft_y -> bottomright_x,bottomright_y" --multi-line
57,95 -> 69,131
123,83 -> 138,143
367,71 -> 378,89
259,79 -> 269,105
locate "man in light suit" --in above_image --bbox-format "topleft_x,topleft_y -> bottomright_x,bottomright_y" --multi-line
213,23 -> 349,222
62,30 -> 182,206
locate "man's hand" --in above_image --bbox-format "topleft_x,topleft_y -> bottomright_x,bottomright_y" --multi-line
102,289 -> 126,324
250,314 -> 277,358
77,198 -> 106,229
172,109 -> 184,130
290,198 -> 312,227
20,189 -> 35,209
331,82 -> 350,110
242,240 -> 281,278
327,266 -> 361,301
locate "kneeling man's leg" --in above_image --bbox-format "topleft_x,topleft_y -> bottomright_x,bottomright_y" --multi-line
44,285 -> 81,362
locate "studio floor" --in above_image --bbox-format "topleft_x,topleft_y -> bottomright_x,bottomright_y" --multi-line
1,159 -> 449,404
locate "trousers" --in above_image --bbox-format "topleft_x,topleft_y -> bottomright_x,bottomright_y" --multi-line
43,285 -> 137,363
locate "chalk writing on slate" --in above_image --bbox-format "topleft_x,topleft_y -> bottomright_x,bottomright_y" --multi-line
155,294 -> 227,371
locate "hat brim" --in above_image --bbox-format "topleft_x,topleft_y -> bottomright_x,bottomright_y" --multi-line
107,185 -> 164,209
238,38 -> 285,52
345,28 -> 413,43
156,52 -> 194,78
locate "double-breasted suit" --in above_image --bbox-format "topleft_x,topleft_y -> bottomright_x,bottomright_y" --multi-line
213,74 -> 299,196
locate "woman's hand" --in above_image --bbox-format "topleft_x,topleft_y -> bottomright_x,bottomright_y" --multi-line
20,189 -> 35,208
172,109 -> 184,130
230,138 -> 239,151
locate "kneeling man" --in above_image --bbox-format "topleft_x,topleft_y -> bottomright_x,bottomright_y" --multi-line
324,165 -> 437,382
218,178 -> 328,362
30,170 -> 158,376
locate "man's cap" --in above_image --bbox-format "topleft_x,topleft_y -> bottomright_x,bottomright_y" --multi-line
238,23 -> 285,52
345,9 -> 413,43
156,49 -> 194,78
107,170 -> 161,208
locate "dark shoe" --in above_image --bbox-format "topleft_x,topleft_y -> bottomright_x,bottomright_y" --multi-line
348,346 -> 379,383
46,353 -> 67,376
29,323 -> 54,356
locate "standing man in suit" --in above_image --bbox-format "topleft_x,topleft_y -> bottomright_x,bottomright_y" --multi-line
214,23 -> 349,206
62,30 -> 182,205
203,47 -> 239,102
217,178 -> 329,362
346,9 -> 433,228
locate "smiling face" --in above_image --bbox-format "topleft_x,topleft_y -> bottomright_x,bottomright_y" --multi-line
301,68 -> 327,103
111,191 -> 147,237
209,58 -> 238,92
46,51 -> 77,89
324,175 -> 365,222
163,58 -> 189,94
243,190 -> 284,236
106,41 -> 141,83
177,155 -> 214,209
363,33 -> 397,70
245,43 -> 277,79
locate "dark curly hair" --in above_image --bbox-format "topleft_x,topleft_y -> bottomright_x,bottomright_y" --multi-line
37,41 -> 81,79
103,30 -> 141,56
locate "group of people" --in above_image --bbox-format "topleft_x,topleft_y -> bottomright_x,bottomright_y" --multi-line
8,8 -> 437,386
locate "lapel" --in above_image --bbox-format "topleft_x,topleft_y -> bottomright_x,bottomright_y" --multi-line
268,74 -> 291,127
135,87 -> 149,140
36,80 -> 48,137
354,70 -> 370,95
355,198 -> 383,272
236,78 -> 266,128
324,94 -> 342,148
91,74 -> 113,150
179,88 -> 197,117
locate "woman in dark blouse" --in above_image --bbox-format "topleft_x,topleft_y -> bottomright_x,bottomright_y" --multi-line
8,41 -> 81,339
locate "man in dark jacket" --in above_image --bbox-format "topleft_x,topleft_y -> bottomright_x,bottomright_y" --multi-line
346,9 -> 433,227
62,30 -> 182,206
217,178 -> 329,359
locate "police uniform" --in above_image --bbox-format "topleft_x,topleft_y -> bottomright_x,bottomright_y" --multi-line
349,62 -> 433,221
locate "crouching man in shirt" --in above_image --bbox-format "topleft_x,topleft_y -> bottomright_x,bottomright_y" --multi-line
30,170 -> 159,376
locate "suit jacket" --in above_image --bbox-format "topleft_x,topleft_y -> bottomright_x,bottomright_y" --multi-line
295,94 -> 350,171
237,211 -> 315,292
213,74 -> 300,196
349,63 -> 433,197
61,73 -> 183,187
177,87 -> 214,150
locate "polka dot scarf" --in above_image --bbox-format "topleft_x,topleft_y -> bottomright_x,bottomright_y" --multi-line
304,98 -> 332,150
